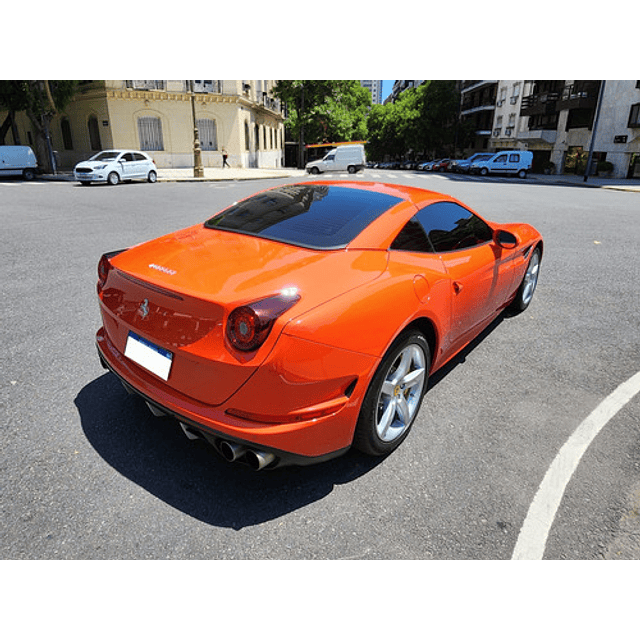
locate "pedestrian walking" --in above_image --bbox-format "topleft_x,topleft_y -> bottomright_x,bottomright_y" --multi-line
222,150 -> 230,168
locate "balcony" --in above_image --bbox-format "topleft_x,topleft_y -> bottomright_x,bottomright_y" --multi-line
520,92 -> 559,117
557,81 -> 600,111
516,129 -> 557,145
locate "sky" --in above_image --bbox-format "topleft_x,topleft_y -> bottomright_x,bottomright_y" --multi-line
381,80 -> 393,103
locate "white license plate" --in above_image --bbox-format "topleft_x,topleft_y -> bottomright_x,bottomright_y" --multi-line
124,332 -> 173,381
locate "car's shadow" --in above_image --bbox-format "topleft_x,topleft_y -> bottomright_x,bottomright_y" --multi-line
75,373 -> 384,530
76,312 -> 508,529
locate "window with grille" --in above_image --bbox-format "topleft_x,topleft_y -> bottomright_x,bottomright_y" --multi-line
61,118 -> 73,150
88,115 -> 101,151
138,117 -> 164,151
196,119 -> 218,150
126,81 -> 166,90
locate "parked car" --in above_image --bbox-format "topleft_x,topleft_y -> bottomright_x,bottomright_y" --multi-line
306,144 -> 366,174
423,159 -> 441,171
470,151 -> 533,178
0,145 -> 38,180
451,153 -> 494,174
74,150 -> 157,185
432,158 -> 452,172
96,181 -> 543,469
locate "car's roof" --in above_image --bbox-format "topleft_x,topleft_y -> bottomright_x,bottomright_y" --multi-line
204,181 -> 458,251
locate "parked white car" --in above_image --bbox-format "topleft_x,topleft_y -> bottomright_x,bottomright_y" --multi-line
0,145 -> 38,180
470,150 -> 533,178
305,144 -> 366,174
74,150 -> 157,185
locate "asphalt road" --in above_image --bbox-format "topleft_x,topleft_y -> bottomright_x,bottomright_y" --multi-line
2,170 -> 639,562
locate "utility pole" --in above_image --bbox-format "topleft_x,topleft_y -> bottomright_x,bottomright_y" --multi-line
298,82 -> 305,169
583,80 -> 606,183
190,81 -> 204,178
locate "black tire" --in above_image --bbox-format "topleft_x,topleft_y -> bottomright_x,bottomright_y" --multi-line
107,171 -> 120,186
147,170 -> 157,183
517,169 -> 527,179
353,331 -> 430,456
22,168 -> 35,180
509,247 -> 541,313
310,167 -> 320,175
480,167 -> 488,176
348,165 -> 356,174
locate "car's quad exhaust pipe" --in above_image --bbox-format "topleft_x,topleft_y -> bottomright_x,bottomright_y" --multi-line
219,440 -> 276,470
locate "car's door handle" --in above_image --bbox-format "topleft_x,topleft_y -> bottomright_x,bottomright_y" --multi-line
453,281 -> 463,294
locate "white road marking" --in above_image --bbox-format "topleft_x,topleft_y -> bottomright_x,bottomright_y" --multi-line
512,371 -> 640,560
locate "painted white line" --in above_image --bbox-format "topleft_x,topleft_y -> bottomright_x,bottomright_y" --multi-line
512,371 -> 640,560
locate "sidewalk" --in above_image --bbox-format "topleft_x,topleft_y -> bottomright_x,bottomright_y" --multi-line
526,172 -> 640,192
40,167 -> 640,192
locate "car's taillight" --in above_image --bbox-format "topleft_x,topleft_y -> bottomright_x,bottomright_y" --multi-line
226,289 -> 300,352
97,249 -> 126,291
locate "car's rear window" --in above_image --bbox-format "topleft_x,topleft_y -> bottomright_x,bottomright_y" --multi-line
204,185 -> 403,250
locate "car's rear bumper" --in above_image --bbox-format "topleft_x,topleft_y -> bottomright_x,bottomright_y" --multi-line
96,327 -> 374,467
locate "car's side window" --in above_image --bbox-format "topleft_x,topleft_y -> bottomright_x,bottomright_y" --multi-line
494,154 -> 507,164
133,153 -> 147,161
121,153 -> 134,162
415,202 -> 493,252
509,154 -> 520,162
390,217 -> 432,253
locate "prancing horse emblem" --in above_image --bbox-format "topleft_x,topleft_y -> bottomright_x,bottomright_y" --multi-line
139,298 -> 149,319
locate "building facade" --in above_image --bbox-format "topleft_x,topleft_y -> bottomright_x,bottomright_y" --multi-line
360,80 -> 384,105
2,80 -> 286,170
491,80 -> 640,178
460,81 -> 498,153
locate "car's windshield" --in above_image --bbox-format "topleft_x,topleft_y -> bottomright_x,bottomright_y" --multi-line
91,151 -> 120,161
205,185 -> 403,250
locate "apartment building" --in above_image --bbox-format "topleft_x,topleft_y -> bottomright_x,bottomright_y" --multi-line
494,80 -> 640,178
2,80 -> 286,170
460,81 -> 498,152
360,80 -> 384,105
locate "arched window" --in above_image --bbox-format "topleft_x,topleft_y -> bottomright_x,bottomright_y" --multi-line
88,115 -> 101,151
61,118 -> 73,150
137,116 -> 164,151
196,118 -> 218,150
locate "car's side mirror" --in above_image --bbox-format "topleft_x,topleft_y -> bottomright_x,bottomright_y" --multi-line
494,229 -> 518,249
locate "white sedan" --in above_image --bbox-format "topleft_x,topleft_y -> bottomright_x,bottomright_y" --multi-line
74,150 -> 157,185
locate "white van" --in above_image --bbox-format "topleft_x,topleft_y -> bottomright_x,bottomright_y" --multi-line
470,150 -> 533,178
306,144 -> 366,174
0,145 -> 38,180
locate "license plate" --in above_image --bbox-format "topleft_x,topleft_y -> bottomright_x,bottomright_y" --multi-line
124,332 -> 173,381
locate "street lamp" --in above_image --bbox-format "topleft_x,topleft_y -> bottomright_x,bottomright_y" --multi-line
190,81 -> 204,178
583,81 -> 606,183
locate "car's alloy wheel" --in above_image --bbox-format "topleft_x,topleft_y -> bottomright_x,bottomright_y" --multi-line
510,247 -> 541,313
353,331 -> 429,456
108,172 -> 120,186
148,170 -> 157,183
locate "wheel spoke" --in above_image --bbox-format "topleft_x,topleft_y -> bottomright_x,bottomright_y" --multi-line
377,399 -> 396,440
381,380 -> 396,398
401,366 -> 425,390
391,349 -> 413,385
395,395 -> 411,425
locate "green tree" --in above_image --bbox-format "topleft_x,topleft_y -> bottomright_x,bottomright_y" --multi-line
0,80 -> 78,172
273,81 -> 371,166
366,80 -> 461,161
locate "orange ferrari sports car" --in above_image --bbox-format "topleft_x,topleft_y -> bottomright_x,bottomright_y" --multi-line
96,181 -> 542,469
